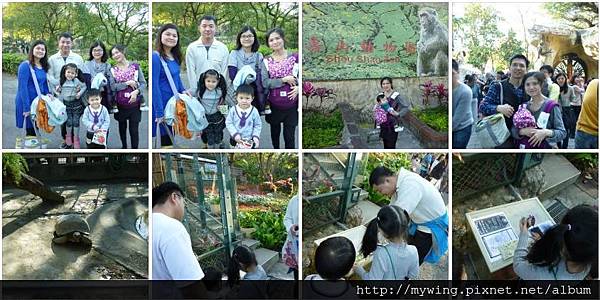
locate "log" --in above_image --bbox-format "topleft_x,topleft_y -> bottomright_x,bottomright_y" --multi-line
7,172 -> 65,204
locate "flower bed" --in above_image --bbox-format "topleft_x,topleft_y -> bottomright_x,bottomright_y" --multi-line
412,106 -> 448,132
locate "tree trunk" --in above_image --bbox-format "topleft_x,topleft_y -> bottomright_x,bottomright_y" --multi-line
5,172 -> 64,204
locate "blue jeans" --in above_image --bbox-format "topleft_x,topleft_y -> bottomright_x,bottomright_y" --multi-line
453,126 -> 472,149
574,130 -> 598,149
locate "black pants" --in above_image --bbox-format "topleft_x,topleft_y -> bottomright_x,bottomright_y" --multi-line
408,230 -> 433,265
380,125 -> 398,149
571,106 -> 581,137
266,106 -> 297,149
115,106 -> 141,149
560,107 -> 573,149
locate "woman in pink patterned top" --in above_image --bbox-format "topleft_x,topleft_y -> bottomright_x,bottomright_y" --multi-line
261,28 -> 299,149
109,44 -> 146,149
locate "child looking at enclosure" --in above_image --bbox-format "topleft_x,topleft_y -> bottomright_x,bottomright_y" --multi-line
56,63 -> 87,148
304,236 -> 358,298
227,245 -> 267,286
513,204 -> 598,280
305,236 -> 355,281
355,205 -> 419,280
81,89 -> 110,149
196,69 -> 231,148
226,84 -> 262,148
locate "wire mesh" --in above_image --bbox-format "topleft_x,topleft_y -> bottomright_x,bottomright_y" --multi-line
452,153 -> 519,200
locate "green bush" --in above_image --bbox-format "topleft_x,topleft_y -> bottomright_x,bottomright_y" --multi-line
412,106 -> 449,132
2,153 -> 28,184
303,110 -> 344,149
360,153 -> 411,206
239,210 -> 286,251
3,53 -> 27,76
2,53 -> 148,79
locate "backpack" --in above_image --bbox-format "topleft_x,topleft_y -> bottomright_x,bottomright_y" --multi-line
516,101 -> 559,149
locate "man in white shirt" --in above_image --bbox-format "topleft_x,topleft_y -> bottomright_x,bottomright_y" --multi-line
47,32 -> 84,148
185,15 -> 229,94
369,166 -> 448,265
152,182 -> 206,297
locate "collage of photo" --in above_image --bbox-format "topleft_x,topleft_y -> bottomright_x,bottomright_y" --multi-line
0,1 -> 598,300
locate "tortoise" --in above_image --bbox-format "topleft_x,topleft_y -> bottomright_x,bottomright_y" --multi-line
53,214 -> 92,246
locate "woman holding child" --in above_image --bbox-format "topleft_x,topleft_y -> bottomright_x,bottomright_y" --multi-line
511,71 -> 566,149
376,77 -> 407,149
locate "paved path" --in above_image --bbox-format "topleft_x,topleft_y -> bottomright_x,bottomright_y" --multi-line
2,73 -> 149,149
363,126 -> 424,149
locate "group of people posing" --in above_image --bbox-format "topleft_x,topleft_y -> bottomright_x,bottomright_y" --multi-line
152,15 -> 299,149
15,32 -> 146,149
453,55 -> 598,149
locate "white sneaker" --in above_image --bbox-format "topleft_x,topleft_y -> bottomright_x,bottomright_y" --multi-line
394,126 -> 404,132
140,106 -> 149,112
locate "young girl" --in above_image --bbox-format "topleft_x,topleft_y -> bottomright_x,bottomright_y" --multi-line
226,84 -> 262,149
56,63 -> 87,149
514,205 -> 598,280
227,245 -> 267,287
355,205 -> 419,280
196,69 -> 230,148
81,89 -> 109,149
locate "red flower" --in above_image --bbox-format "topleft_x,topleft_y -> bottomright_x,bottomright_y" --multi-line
383,42 -> 397,53
336,39 -> 349,52
360,40 -> 374,53
308,36 -> 321,53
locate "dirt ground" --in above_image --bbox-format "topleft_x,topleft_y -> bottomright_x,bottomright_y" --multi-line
2,181 -> 148,279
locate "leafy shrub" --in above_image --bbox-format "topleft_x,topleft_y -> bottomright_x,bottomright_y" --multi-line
2,53 -> 148,80
412,106 -> 448,132
563,153 -> 598,173
239,210 -> 286,251
360,153 -> 411,206
2,153 -> 28,184
3,53 -> 27,75
303,110 -> 343,149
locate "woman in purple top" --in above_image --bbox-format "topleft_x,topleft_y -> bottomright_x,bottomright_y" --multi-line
109,44 -> 146,149
15,40 -> 51,137
261,28 -> 298,149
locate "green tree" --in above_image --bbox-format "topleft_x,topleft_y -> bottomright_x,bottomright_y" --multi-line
152,2 -> 298,49
544,2 -> 598,29
453,4 -> 502,69
494,29 -> 526,71
3,2 -> 148,60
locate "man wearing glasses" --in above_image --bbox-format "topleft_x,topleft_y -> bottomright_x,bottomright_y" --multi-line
152,182 -> 204,280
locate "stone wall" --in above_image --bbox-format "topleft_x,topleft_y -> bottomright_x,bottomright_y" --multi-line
304,76 -> 448,123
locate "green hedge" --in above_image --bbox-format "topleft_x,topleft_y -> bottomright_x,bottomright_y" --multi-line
302,110 -> 344,149
3,53 -> 147,79
2,53 -> 27,75
412,106 -> 449,132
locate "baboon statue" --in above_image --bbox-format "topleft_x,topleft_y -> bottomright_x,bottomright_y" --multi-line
416,8 -> 448,76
